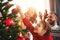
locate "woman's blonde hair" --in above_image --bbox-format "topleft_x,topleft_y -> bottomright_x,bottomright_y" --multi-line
25,7 -> 37,23
25,7 -> 37,17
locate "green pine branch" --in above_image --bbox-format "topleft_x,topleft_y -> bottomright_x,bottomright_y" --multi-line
2,2 -> 8,7
0,0 -> 13,19
0,0 -> 29,40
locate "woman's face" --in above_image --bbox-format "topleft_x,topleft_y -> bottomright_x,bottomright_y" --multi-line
25,8 -> 37,23
30,13 -> 37,23
25,8 -> 36,17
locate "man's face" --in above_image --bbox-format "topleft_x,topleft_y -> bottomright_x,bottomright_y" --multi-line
47,13 -> 57,26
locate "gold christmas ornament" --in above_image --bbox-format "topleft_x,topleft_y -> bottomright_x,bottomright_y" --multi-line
5,27 -> 9,30
3,10 -> 5,12
0,20 -> 1,22
18,21 -> 21,26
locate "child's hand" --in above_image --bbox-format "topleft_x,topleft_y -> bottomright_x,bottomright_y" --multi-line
16,6 -> 25,19
16,6 -> 21,12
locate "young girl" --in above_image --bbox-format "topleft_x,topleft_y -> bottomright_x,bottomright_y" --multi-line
18,6 -> 53,40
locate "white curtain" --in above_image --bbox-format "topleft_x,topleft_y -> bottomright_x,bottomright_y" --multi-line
12,0 -> 50,14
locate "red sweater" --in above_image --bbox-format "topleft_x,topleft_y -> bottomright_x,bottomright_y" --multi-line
23,17 -> 53,40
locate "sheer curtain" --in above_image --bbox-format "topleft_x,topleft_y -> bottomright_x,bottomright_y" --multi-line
12,0 -> 50,14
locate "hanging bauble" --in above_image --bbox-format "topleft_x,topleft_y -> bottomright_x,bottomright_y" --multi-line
12,8 -> 19,14
5,18 -> 14,27
17,36 -> 25,40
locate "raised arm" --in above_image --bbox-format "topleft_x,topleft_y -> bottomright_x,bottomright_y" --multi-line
16,6 -> 25,19
17,6 -> 34,33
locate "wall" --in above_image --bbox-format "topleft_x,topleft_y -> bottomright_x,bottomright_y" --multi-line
54,0 -> 60,26
50,0 -> 60,26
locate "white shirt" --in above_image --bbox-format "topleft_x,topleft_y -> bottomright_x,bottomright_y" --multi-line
50,23 -> 60,37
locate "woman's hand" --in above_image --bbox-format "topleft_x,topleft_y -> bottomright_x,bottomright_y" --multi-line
16,6 -> 25,19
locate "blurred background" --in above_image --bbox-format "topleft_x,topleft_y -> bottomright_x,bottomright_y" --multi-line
0,0 -> 60,40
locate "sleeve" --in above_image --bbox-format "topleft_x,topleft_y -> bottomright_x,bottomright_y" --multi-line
22,17 -> 34,33
45,34 -> 53,40
48,34 -> 53,40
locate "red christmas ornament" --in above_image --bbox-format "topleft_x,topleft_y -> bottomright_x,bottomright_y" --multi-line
17,36 -> 25,40
12,8 -> 18,14
5,18 -> 14,27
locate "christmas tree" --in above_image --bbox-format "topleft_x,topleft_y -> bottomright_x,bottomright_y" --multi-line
0,0 -> 29,40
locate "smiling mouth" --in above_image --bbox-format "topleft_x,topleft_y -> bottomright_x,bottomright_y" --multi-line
49,21 -> 55,26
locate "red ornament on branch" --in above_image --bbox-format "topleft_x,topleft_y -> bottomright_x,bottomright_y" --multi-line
12,8 -> 18,14
12,8 -> 19,14
12,6 -> 21,14
17,36 -> 25,40
5,18 -> 14,27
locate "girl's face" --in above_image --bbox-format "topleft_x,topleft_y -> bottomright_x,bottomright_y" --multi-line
34,21 -> 47,36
